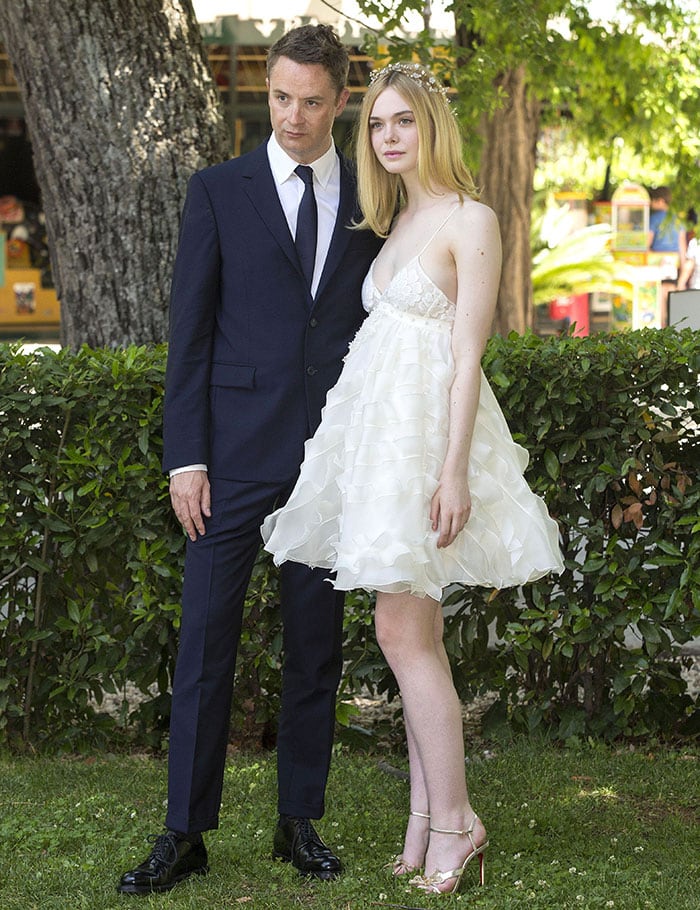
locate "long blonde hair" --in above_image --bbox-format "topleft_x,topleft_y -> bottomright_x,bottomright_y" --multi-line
355,63 -> 478,237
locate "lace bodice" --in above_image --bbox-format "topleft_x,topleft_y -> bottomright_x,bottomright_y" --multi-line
362,256 -> 457,325
361,203 -> 460,325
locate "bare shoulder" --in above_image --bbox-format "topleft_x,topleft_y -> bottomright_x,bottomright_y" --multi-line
445,200 -> 501,261
451,199 -> 499,233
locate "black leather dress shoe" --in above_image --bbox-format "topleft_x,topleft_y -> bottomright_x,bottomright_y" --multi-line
273,815 -> 342,880
117,830 -> 208,894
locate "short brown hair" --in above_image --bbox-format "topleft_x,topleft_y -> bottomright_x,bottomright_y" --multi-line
650,185 -> 672,205
267,25 -> 349,98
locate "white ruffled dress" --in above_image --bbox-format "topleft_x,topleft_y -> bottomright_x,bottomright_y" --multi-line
261,217 -> 564,601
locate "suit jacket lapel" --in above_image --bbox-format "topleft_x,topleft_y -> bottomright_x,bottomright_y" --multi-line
241,145 -> 300,272
314,153 -> 357,301
241,145 -> 359,302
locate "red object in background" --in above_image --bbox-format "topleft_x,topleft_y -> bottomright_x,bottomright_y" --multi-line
549,294 -> 590,336
0,195 -> 25,224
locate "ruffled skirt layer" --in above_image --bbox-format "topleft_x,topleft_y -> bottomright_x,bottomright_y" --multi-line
262,303 -> 564,601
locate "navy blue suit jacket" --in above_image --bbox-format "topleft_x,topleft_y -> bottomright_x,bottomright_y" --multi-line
162,142 -> 382,482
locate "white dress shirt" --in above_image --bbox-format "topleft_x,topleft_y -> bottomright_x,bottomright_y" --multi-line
266,131 -> 340,298
170,135 -> 341,478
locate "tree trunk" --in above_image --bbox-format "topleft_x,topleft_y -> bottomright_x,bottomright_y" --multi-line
478,65 -> 540,335
0,0 -> 230,347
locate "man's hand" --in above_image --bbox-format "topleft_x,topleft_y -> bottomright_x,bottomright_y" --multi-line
169,470 -> 211,541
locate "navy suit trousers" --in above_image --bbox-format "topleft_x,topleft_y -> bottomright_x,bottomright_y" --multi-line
165,477 -> 344,834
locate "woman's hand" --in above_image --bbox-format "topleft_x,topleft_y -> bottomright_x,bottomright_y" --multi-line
430,474 -> 472,548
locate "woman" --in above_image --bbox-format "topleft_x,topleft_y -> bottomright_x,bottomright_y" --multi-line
262,62 -> 564,894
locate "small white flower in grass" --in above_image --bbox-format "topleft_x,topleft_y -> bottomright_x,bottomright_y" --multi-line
332,821 -> 339,827
378,894 -> 387,901
550,859 -> 560,865
513,852 -> 521,860
520,802 -> 528,809
496,800 -> 503,807
634,845 -> 644,853
606,902 -> 615,908
608,855 -> 616,862
538,880 -> 548,887
610,836 -> 618,844
514,879 -> 523,888
569,866 -> 577,874
528,819 -> 536,828
357,836 -> 363,842
576,895 -> 585,902
130,811 -> 137,819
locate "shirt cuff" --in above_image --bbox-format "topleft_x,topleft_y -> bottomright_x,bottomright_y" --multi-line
169,464 -> 208,477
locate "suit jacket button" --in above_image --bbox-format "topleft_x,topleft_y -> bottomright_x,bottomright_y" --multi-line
309,317 -> 318,327
306,365 -> 317,376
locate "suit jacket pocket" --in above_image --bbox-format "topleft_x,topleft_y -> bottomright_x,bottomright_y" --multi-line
209,362 -> 256,388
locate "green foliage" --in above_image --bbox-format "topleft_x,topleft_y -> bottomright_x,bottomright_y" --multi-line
0,343 -> 290,753
0,343 -> 179,751
356,0 -> 700,201
530,205 -> 640,305
452,327 -> 700,740
0,335 -> 698,752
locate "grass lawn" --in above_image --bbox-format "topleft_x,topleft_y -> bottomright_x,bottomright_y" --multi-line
0,737 -> 697,910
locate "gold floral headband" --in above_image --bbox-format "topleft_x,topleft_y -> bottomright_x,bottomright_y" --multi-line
368,61 -> 451,101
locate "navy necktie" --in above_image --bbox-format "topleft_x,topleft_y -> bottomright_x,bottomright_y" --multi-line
294,164 -> 318,289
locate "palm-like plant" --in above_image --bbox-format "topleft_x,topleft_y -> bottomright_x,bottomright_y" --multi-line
531,206 -> 637,304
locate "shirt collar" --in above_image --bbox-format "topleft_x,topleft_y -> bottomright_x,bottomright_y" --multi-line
267,133 -> 338,189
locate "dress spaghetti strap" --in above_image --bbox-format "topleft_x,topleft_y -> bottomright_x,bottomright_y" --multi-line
416,203 -> 461,258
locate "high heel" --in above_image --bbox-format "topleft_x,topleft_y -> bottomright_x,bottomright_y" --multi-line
409,814 -> 488,894
387,810 -> 430,876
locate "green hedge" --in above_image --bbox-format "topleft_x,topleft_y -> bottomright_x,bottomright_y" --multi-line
0,331 -> 698,751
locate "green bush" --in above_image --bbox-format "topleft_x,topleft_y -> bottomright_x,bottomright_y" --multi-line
0,344 -> 177,751
0,331 -> 698,752
446,328 -> 700,740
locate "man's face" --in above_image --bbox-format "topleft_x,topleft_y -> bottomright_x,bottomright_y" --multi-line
267,56 -> 349,164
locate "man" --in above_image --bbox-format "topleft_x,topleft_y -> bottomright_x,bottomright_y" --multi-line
647,185 -> 686,326
118,24 -> 381,895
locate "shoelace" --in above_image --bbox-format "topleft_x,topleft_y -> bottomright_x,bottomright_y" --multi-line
146,833 -> 179,867
289,818 -> 328,854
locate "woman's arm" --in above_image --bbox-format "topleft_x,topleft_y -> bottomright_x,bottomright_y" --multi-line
430,201 -> 502,548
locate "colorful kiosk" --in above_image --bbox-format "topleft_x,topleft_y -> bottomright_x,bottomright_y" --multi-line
0,195 -> 60,339
611,183 -> 662,329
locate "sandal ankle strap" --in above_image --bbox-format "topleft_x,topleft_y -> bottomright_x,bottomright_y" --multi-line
429,813 -> 479,837
410,810 -> 430,819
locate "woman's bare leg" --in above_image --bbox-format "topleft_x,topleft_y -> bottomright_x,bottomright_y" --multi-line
395,607 -> 451,871
375,590 -> 486,891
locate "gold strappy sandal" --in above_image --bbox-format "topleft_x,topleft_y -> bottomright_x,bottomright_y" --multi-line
387,810 -> 430,876
409,814 -> 488,894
